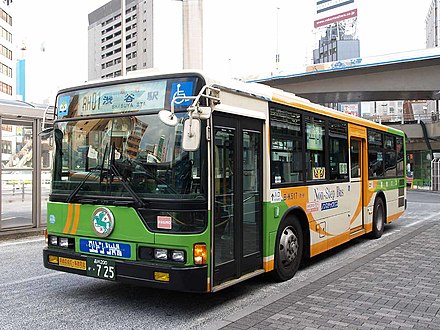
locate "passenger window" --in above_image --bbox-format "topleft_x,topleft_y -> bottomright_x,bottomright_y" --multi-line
305,116 -> 326,181
396,136 -> 404,177
270,107 -> 303,185
329,121 -> 349,181
384,135 -> 397,177
368,130 -> 384,178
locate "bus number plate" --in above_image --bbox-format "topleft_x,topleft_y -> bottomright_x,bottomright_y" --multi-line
86,257 -> 116,281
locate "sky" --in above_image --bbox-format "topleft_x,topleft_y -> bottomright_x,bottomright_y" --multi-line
11,0 -> 434,104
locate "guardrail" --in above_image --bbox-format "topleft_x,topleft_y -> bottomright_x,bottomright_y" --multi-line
362,113 -> 439,124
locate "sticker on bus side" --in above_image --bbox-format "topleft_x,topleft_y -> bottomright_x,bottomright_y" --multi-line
270,189 -> 282,203
313,167 -> 326,180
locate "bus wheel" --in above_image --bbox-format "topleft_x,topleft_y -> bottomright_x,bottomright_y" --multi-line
271,217 -> 303,282
370,197 -> 385,239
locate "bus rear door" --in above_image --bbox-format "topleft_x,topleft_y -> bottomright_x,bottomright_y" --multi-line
349,124 -> 367,232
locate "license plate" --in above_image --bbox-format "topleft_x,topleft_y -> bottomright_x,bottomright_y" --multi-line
86,257 -> 116,281
59,257 -> 86,271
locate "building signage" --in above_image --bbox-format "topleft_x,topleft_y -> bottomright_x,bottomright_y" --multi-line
314,8 -> 357,28
316,0 -> 355,14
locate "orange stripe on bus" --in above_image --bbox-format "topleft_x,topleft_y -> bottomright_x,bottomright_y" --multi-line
311,231 -> 351,257
263,259 -> 274,272
70,204 -> 81,235
63,204 -> 74,234
387,211 -> 404,224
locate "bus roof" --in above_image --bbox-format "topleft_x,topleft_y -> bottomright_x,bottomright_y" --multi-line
58,70 -> 404,136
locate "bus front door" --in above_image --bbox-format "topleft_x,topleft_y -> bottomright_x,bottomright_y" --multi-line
212,114 -> 263,287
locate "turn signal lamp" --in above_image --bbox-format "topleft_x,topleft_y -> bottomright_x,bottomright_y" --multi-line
193,243 -> 207,265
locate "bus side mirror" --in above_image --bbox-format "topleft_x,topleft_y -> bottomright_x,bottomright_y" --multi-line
182,118 -> 201,151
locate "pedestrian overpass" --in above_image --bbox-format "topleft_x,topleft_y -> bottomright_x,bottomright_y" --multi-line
252,48 -> 440,188
253,48 -> 440,104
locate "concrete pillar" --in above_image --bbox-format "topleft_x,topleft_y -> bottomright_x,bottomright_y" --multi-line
182,0 -> 203,70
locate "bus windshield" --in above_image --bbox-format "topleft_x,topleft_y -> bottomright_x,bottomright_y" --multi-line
52,113 -> 203,201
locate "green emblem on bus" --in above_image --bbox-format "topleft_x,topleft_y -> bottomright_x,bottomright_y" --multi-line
92,207 -> 114,238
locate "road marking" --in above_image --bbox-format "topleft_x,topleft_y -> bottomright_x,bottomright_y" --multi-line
403,214 -> 438,228
0,237 -> 44,247
383,229 -> 400,238
0,272 -> 64,288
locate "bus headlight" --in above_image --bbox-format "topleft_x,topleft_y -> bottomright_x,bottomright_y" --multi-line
59,237 -> 69,248
154,248 -> 168,261
47,235 -> 75,249
49,235 -> 58,246
171,250 -> 185,263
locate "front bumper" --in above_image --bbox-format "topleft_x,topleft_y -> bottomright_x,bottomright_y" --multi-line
43,248 -> 208,293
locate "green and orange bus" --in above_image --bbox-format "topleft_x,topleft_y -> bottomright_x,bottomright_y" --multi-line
43,71 -> 406,292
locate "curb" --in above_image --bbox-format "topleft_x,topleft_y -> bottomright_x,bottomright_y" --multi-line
0,227 -> 45,241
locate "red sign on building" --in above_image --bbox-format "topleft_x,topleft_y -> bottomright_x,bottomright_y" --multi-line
314,8 -> 357,28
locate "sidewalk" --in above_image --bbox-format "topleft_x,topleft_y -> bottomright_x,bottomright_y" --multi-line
211,223 -> 440,329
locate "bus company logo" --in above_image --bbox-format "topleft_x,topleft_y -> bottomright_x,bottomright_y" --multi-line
92,207 -> 115,238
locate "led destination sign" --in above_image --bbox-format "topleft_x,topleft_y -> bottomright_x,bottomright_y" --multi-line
56,78 -> 197,118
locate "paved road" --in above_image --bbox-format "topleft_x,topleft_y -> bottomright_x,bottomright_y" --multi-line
0,190 -> 438,329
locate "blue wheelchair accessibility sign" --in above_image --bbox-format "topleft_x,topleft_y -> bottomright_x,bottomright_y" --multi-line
171,82 -> 193,107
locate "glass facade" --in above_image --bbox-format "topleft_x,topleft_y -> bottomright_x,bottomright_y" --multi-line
0,106 -> 52,232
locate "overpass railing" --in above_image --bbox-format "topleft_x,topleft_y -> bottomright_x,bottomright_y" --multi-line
362,113 -> 439,124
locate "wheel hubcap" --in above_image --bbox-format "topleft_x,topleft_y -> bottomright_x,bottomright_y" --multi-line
279,227 -> 298,266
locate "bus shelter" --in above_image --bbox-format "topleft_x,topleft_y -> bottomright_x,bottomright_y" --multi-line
0,100 -> 53,234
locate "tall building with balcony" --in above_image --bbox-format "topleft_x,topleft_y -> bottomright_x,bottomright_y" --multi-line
426,0 -> 439,48
0,1 -> 14,99
88,0 -> 182,81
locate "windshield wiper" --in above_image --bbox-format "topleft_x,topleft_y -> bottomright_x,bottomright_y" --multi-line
109,143 -> 147,208
66,144 -> 109,203
66,168 -> 100,203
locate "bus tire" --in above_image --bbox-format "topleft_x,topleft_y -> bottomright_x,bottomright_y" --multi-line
271,216 -> 303,282
370,197 -> 385,239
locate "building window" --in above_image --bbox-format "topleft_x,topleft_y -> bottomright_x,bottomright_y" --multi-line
0,81 -> 12,95
0,45 -> 12,60
0,9 -> 12,26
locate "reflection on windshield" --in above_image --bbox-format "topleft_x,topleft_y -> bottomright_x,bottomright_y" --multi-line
52,113 -> 203,200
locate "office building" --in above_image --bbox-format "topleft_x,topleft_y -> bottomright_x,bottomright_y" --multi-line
88,0 -> 183,81
426,0 -> 439,48
0,1 -> 14,99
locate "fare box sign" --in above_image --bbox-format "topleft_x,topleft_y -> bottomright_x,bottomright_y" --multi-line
157,216 -> 172,230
